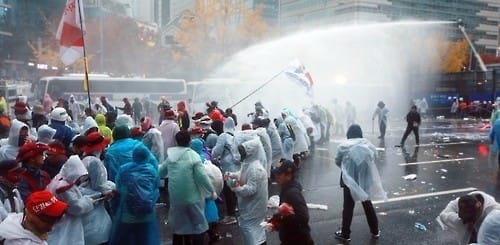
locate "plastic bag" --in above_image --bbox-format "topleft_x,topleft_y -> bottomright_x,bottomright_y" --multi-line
204,160 -> 224,195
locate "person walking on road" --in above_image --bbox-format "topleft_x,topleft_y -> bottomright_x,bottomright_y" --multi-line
334,124 -> 386,242
399,105 -> 421,147
372,101 -> 388,139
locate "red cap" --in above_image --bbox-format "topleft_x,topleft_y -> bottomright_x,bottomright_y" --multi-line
82,132 -> 110,153
189,126 -> 207,135
16,143 -> 49,163
25,190 -> 67,217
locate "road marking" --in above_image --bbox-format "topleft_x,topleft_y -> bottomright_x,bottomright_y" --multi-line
372,187 -> 477,204
398,157 -> 475,166
414,141 -> 470,147
315,147 -> 329,151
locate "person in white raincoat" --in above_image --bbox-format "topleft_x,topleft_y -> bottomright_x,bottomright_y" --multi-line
0,119 -> 30,161
251,118 -> 273,178
141,116 -> 165,163
0,190 -> 67,245
281,108 -> 309,155
228,138 -> 268,245
276,117 -> 294,161
80,132 -> 115,245
436,191 -> 500,244
46,155 -> 94,245
263,118 -> 282,167
334,124 -> 385,241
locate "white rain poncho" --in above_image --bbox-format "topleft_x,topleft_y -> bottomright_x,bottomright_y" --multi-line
0,186 -> 23,222
254,128 -> 272,178
436,191 -> 500,245
298,110 -> 319,142
0,120 -> 28,161
82,116 -> 98,135
212,117 -> 239,173
231,139 -> 268,245
281,108 -> 309,154
335,138 -> 386,201
143,127 -> 165,163
478,209 -> 500,244
0,213 -> 46,245
276,117 -> 294,161
47,155 -> 94,245
80,155 -> 115,245
266,121 -> 282,164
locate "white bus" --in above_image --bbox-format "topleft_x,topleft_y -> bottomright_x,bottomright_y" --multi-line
31,75 -> 188,108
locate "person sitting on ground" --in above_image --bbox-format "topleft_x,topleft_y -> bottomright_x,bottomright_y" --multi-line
0,190 -> 67,244
437,191 -> 500,244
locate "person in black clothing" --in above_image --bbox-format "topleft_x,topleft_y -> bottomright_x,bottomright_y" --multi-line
400,105 -> 421,147
270,159 -> 314,245
225,108 -> 238,126
132,97 -> 143,125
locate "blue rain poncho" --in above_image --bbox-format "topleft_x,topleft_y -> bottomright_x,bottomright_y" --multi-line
212,117 -> 239,173
335,138 -> 386,202
110,144 -> 160,245
160,145 -> 214,235
489,119 -> 500,152
231,139 -> 268,245
80,155 -> 115,245
478,209 -> 500,244
190,138 -> 219,223
47,155 -> 94,245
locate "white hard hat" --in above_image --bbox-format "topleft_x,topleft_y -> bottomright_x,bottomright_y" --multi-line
50,107 -> 68,122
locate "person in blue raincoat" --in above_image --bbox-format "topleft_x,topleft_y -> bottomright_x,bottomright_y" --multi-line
276,117 -> 295,162
489,118 -> 500,168
109,144 -> 160,245
190,138 -> 223,243
104,125 -> 157,215
334,124 -> 386,242
159,131 -> 216,245
227,138 -> 268,245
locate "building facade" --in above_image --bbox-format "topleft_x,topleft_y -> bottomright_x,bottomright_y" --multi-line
280,0 -> 500,54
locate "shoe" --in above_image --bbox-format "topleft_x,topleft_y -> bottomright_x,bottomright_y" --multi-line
334,230 -> 351,242
220,216 -> 237,225
372,230 -> 381,239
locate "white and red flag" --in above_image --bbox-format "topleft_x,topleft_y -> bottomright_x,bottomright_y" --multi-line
284,59 -> 314,97
56,0 -> 86,66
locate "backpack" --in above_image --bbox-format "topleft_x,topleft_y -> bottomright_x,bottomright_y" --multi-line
286,123 -> 296,141
125,168 -> 156,217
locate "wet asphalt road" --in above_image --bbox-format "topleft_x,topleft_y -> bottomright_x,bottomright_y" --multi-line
156,117 -> 500,245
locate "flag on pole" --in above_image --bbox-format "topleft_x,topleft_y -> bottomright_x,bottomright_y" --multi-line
56,0 -> 86,66
284,59 -> 314,97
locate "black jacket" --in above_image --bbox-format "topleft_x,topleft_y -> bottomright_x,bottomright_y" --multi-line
278,180 -> 314,245
406,111 -> 421,127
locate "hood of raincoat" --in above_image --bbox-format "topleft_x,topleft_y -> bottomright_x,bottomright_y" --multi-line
190,138 -> 205,162
223,117 -> 235,134
59,155 -> 88,185
132,144 -> 150,164
95,114 -> 106,126
0,213 -> 44,243
113,125 -> 131,140
37,124 -> 56,143
7,119 -> 28,146
240,138 -> 262,163
83,116 -> 98,134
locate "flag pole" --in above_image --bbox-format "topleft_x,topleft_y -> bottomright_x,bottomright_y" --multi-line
76,0 -> 92,110
229,69 -> 284,109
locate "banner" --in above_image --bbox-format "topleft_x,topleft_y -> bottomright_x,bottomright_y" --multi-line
56,0 -> 86,66
284,59 -> 314,97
